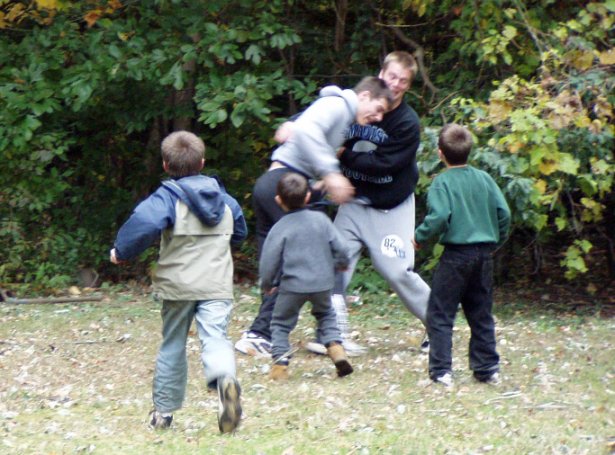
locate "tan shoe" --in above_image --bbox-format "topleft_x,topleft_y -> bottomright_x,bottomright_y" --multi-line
269,364 -> 289,380
327,342 -> 354,377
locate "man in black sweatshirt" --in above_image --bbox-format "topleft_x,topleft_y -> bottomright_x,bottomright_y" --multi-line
236,52 -> 430,358
311,51 -> 431,356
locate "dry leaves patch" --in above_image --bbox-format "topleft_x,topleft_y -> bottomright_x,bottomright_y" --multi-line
0,287 -> 613,454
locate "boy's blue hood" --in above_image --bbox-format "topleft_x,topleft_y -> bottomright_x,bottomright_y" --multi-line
162,175 -> 225,226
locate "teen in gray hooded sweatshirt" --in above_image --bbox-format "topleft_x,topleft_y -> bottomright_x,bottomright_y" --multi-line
234,77 -> 392,357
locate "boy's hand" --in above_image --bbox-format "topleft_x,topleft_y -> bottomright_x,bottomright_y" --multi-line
264,286 -> 278,296
274,121 -> 294,143
411,238 -> 421,251
109,248 -> 123,264
323,173 -> 355,204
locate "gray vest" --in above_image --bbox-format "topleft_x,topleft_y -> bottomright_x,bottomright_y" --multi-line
153,200 -> 234,301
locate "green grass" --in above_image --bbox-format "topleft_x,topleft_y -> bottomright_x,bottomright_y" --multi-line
0,286 -> 613,454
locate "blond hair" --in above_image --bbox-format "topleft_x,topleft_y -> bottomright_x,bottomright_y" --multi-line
382,51 -> 418,82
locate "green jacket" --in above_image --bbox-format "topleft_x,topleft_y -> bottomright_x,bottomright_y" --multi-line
415,166 -> 511,246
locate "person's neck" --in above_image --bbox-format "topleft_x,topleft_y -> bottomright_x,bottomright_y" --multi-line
390,99 -> 403,110
446,163 -> 468,169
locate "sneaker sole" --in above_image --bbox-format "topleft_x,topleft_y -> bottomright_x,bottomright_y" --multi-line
306,342 -> 367,357
234,340 -> 271,358
335,360 -> 354,377
217,377 -> 242,433
149,410 -> 173,429
305,341 -> 327,355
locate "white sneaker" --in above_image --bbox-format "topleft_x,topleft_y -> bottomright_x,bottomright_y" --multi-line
234,331 -> 271,358
433,372 -> 454,388
305,338 -> 367,357
305,340 -> 327,355
342,338 -> 368,357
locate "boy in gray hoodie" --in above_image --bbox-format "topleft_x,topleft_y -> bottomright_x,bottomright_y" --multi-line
235,77 -> 393,357
259,172 -> 352,380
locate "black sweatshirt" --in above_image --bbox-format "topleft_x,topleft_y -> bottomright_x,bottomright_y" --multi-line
339,101 -> 421,209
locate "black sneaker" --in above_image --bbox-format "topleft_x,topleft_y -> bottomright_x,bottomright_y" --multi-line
217,376 -> 242,434
474,371 -> 501,385
149,410 -> 173,429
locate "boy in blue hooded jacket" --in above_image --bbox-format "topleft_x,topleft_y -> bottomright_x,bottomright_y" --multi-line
110,131 -> 247,433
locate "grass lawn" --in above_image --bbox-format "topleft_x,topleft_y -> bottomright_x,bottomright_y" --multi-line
0,284 -> 613,454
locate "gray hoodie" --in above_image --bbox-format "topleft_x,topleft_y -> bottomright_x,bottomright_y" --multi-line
259,209 -> 350,293
270,85 -> 358,178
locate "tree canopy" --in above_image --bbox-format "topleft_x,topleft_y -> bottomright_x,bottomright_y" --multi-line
1,0 -> 613,292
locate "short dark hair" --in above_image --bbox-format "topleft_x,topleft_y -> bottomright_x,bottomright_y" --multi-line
277,172 -> 309,210
438,123 -> 473,165
161,131 -> 205,178
353,76 -> 394,110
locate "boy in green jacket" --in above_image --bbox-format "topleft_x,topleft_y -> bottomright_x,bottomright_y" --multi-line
413,123 -> 511,388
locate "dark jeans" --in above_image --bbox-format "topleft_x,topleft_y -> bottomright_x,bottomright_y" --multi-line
248,168 -> 288,339
427,244 -> 499,380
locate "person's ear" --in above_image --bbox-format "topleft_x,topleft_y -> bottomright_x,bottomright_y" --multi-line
357,90 -> 372,103
162,161 -> 170,172
304,190 -> 312,205
274,195 -> 283,208
199,158 -> 205,170
437,149 -> 446,163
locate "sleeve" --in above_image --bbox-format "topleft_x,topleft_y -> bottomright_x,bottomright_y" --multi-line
290,97 -> 347,177
113,189 -> 176,260
414,184 -> 451,244
221,193 -> 248,246
339,110 -> 420,176
258,227 -> 284,290
328,222 -> 350,270
494,186 -> 512,245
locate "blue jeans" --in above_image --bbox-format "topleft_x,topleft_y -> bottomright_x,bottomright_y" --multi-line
427,244 -> 499,380
152,299 -> 236,413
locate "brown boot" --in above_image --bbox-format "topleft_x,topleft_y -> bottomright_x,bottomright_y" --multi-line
269,364 -> 289,380
327,342 -> 353,377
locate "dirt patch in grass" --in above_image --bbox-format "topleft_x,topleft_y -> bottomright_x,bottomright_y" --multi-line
0,285 -> 613,454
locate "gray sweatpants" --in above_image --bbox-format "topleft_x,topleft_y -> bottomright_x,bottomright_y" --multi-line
333,194 -> 430,325
271,290 -> 342,360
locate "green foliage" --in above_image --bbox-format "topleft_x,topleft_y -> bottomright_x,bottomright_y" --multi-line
430,2 -> 614,279
0,0 -> 612,290
348,256 -> 389,295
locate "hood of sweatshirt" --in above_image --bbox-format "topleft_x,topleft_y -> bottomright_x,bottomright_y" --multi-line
162,175 -> 226,226
319,85 -> 358,114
